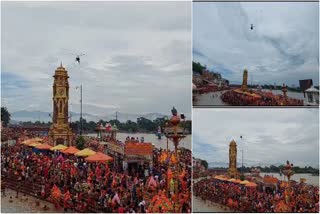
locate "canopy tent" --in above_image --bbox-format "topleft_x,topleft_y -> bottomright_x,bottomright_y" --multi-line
50,144 -> 68,151
85,152 -> 113,163
36,143 -> 52,150
61,146 -> 80,155
75,148 -> 96,157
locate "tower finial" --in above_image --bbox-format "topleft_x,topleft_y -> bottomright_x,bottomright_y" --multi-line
60,61 -> 63,67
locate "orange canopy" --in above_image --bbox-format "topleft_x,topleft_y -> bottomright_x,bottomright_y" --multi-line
61,146 -> 80,155
233,179 -> 242,183
36,143 -> 52,150
85,152 -> 113,163
245,182 -> 257,187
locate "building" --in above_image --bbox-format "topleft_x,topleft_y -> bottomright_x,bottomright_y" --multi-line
299,79 -> 313,92
304,86 -> 319,105
48,63 -> 74,146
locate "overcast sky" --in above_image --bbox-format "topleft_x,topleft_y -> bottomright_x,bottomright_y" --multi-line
193,108 -> 319,168
1,2 -> 191,117
193,2 -> 319,86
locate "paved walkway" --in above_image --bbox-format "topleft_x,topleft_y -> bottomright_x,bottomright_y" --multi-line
1,189 -> 63,213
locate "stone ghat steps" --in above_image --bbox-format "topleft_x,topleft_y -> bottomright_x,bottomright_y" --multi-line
3,177 -> 102,213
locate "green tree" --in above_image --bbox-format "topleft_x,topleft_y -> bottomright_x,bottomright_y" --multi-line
137,117 -> 156,132
193,61 -> 206,75
240,174 -> 245,181
1,107 -> 11,127
75,136 -> 86,150
200,160 -> 208,170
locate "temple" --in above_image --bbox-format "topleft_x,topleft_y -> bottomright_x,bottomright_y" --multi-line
48,63 -> 73,146
228,139 -> 239,178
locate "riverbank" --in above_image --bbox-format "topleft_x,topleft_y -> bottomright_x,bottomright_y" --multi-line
192,194 -> 233,212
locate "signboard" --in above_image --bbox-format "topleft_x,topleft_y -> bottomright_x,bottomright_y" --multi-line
107,142 -> 124,155
125,142 -> 153,156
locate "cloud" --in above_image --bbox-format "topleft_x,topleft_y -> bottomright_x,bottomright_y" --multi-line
193,108 -> 319,168
1,1 -> 191,117
193,2 -> 319,86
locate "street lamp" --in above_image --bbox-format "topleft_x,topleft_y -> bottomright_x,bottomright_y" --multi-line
76,85 -> 83,135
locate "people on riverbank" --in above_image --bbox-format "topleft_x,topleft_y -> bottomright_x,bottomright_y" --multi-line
1,142 -> 191,213
193,178 -> 318,212
221,90 -> 303,106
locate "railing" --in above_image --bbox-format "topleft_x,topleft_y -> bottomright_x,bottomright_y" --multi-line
3,175 -> 104,213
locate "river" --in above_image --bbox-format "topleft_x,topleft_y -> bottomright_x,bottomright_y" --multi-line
86,132 -> 191,150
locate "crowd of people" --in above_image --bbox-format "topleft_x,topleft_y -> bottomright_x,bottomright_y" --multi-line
1,139 -> 191,213
193,178 -> 319,212
221,90 -> 303,106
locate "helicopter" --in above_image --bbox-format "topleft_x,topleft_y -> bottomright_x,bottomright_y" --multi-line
250,24 -> 254,30
75,54 -> 85,64
61,49 -> 85,64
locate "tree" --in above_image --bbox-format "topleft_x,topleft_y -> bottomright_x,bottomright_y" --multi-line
75,136 -> 85,150
240,174 -> 245,181
193,61 -> 206,75
200,160 -> 208,170
1,107 -> 11,127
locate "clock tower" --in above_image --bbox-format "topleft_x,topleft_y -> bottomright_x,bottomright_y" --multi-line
228,139 -> 239,178
48,63 -> 73,146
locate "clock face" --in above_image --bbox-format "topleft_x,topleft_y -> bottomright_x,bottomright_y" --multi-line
58,88 -> 64,96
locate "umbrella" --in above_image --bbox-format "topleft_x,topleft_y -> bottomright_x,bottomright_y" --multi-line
75,148 -> 96,157
36,143 -> 52,150
240,180 -> 250,185
32,137 -> 43,142
22,139 -> 34,145
29,142 -> 42,147
85,152 -> 113,163
61,146 -> 80,155
50,144 -> 68,151
245,182 -> 257,187
234,179 -> 242,183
